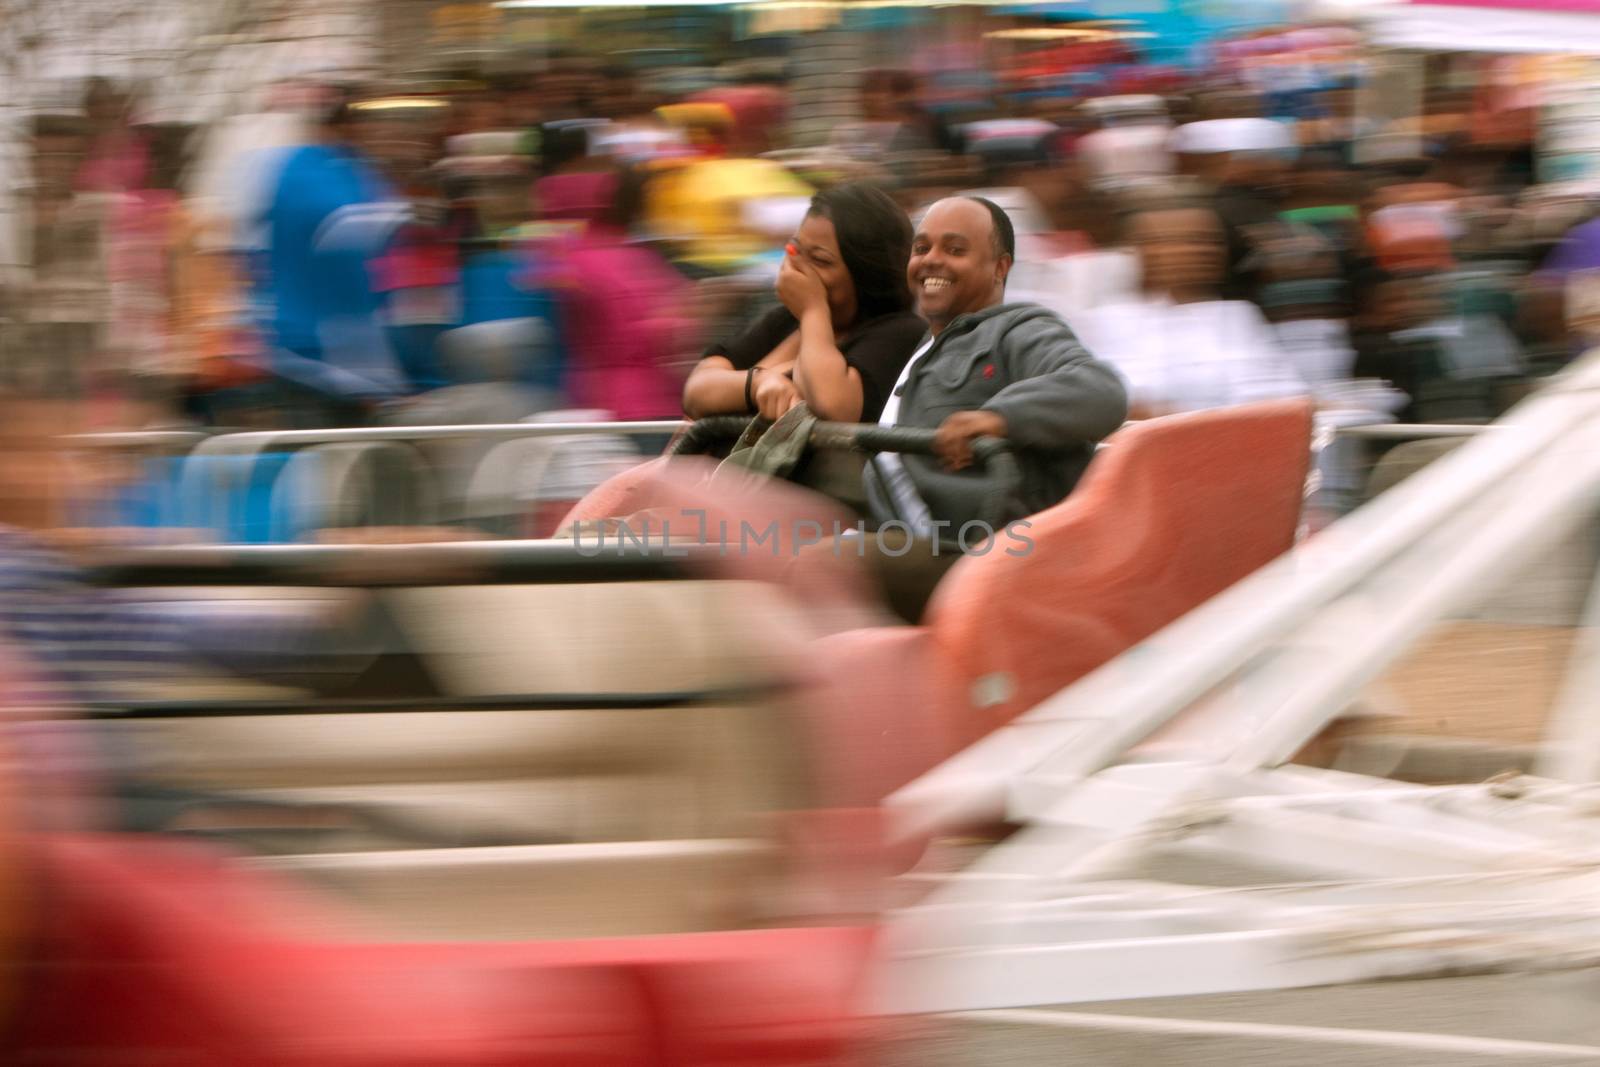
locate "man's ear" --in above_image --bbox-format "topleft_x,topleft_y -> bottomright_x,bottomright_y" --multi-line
996,253 -> 1014,288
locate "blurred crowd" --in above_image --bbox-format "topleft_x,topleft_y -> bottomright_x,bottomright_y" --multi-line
5,49 -> 1598,452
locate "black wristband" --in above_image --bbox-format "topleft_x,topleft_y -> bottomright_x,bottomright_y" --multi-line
744,367 -> 758,413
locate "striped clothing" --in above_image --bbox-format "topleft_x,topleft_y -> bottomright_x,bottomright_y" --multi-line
0,527 -> 351,709
0,528 -> 189,708
0,528 -> 373,832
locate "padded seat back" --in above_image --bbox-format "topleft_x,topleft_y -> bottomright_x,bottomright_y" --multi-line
462,435 -> 647,538
269,443 -> 437,542
119,580 -> 814,847
926,399 -> 1314,747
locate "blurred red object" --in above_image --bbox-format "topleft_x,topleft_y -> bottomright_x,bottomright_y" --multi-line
1368,222 -> 1457,275
7,834 -> 881,1066
686,87 -> 789,153
0,463 -> 906,1065
809,400 -> 1313,818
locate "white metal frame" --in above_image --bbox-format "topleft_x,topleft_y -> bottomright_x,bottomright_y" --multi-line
877,352 -> 1600,1016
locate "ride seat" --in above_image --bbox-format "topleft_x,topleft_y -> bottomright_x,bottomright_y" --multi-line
270,443 -> 438,541
124,580 -> 813,849
464,430 -> 650,539
807,400 -> 1315,809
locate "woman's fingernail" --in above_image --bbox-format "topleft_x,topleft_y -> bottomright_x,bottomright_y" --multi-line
785,243 -> 797,256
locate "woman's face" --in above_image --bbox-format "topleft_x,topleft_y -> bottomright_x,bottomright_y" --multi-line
792,213 -> 859,327
1132,207 -> 1227,297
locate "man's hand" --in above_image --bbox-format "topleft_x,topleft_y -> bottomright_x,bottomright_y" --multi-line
933,410 -> 1007,471
754,368 -> 802,422
775,252 -> 828,320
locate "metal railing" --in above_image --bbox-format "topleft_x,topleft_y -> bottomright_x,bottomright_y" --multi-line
187,420 -> 688,461
670,415 -> 1023,533
59,419 -> 1494,455
83,683 -> 793,721
65,430 -> 213,452
1334,423 -> 1492,443
71,413 -> 1457,549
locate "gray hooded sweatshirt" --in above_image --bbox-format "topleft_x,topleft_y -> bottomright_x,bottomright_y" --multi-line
864,302 -> 1128,534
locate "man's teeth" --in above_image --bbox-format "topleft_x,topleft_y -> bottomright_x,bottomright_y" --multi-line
923,278 -> 951,291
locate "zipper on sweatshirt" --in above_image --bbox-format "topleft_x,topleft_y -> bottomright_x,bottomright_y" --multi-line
902,315 -> 981,393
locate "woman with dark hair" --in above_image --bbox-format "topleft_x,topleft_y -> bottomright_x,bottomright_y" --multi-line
683,181 -> 925,423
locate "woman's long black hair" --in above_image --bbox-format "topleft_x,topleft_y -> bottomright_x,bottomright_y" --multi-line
806,182 -> 913,322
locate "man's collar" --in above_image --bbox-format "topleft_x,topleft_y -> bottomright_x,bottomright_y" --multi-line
941,301 -> 1026,332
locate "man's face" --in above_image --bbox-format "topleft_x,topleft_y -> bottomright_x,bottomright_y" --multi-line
1130,207 -> 1226,296
908,198 -> 1010,330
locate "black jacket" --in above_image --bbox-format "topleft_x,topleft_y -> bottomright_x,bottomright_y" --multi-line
865,302 -> 1128,531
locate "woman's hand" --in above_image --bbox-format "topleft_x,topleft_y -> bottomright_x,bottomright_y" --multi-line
753,367 -> 803,422
776,252 -> 829,320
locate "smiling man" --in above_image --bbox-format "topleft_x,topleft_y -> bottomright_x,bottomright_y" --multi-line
867,196 -> 1128,544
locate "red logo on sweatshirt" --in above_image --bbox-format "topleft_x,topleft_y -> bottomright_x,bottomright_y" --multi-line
982,364 -> 996,379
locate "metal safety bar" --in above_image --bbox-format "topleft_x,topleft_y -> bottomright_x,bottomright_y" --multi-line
84,539 -> 735,587
664,415 -> 753,455
670,415 -> 1010,463
60,419 -> 1488,454
811,422 -> 1017,472
1334,423 -> 1493,443
81,681 -> 793,720
668,415 -> 1023,530
62,424 -> 685,465
192,421 -> 688,461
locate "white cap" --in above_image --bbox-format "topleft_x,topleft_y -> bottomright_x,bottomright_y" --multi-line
1170,117 -> 1297,156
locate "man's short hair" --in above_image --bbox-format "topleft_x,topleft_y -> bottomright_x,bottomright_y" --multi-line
962,195 -> 1015,261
